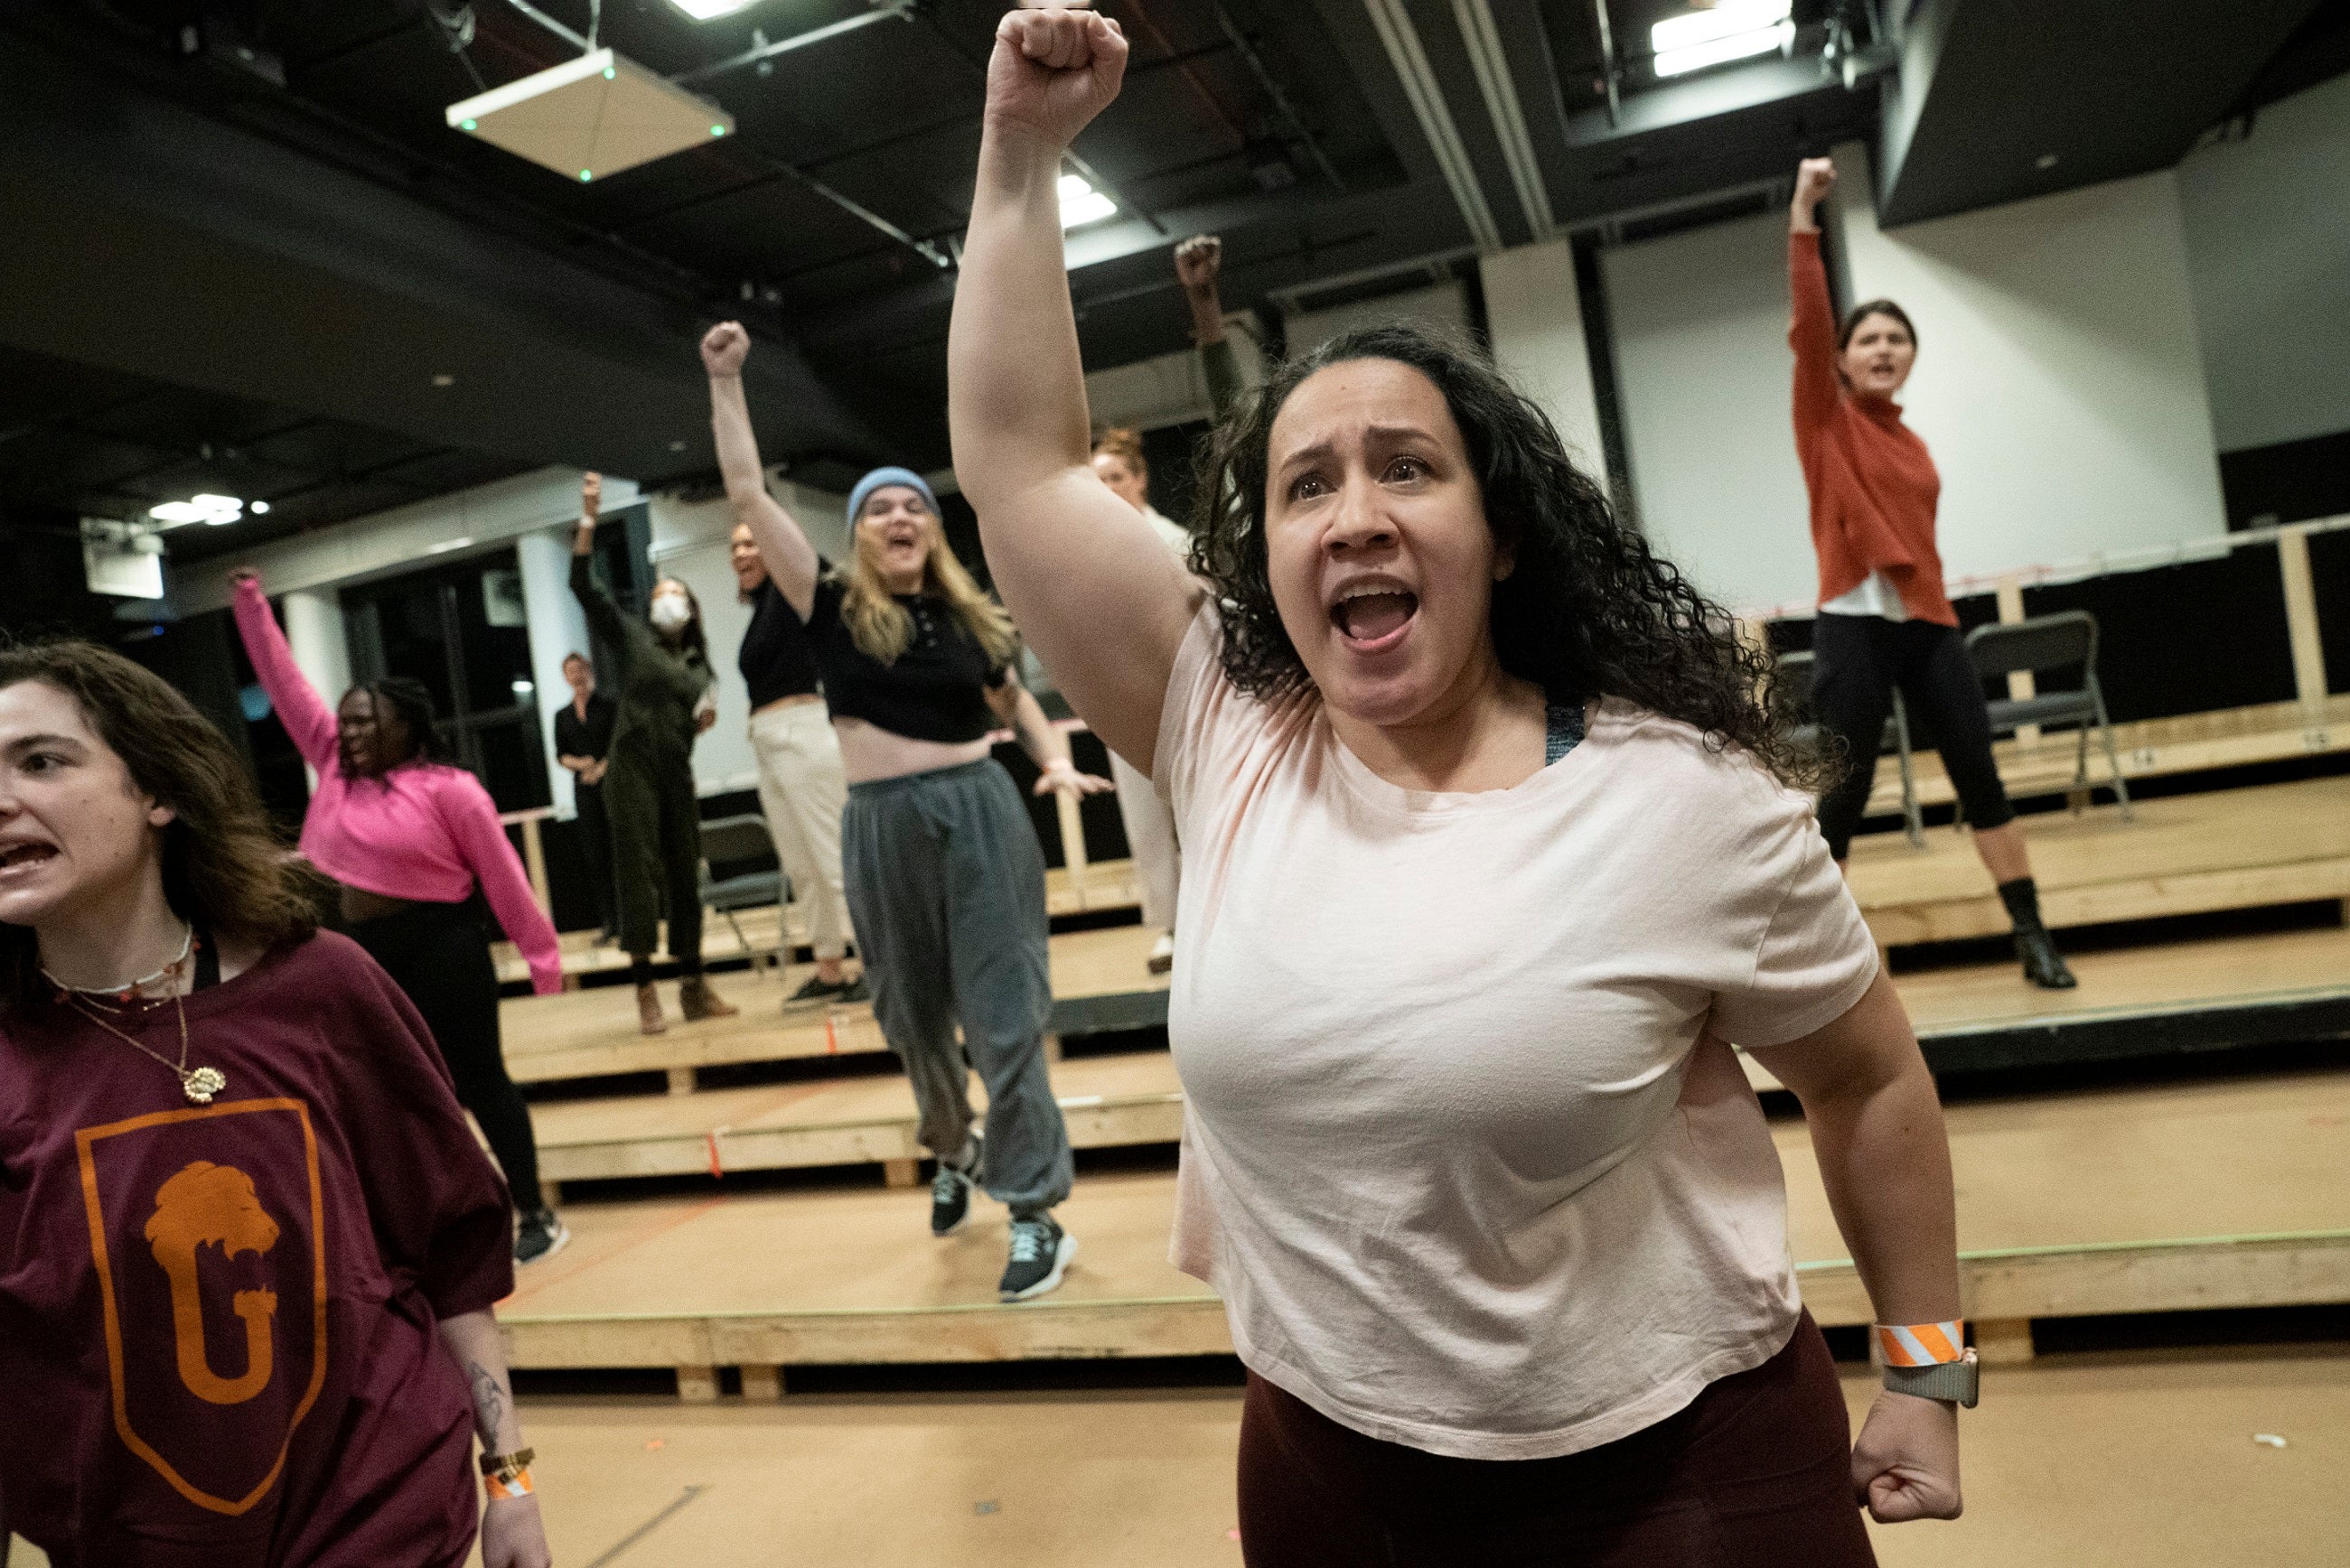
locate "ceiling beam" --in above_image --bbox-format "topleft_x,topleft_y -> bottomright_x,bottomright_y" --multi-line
1361,0 -> 1506,252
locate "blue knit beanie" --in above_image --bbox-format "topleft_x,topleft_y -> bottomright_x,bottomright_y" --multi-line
847,466 -> 939,527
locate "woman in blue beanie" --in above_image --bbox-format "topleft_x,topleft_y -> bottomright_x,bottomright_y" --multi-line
700,321 -> 1108,1302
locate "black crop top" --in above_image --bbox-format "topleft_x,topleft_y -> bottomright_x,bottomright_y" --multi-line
799,578 -> 1012,743
740,577 -> 824,708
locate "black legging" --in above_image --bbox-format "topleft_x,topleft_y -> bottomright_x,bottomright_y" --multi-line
1236,1311 -> 1875,1566
350,900 -> 544,1214
1812,614 -> 2015,860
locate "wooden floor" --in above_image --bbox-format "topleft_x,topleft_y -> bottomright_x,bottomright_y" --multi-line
495,859 -> 1145,985
505,924 -> 1168,1091
1848,776 -> 2350,945
12,1347 -> 2345,1567
529,920 -> 2350,1187
499,1070 -> 2350,1381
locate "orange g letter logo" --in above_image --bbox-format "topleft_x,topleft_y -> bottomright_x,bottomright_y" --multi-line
145,1161 -> 281,1405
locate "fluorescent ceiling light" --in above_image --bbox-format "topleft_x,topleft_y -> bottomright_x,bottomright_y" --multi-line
1652,0 -> 1794,77
669,0 -> 760,18
149,494 -> 244,527
1058,173 -> 1117,230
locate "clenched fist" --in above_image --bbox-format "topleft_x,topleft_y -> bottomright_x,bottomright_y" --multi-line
986,5 -> 1129,153
701,321 -> 751,378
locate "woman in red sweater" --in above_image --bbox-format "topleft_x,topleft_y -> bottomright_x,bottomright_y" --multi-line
1789,156 -> 2073,990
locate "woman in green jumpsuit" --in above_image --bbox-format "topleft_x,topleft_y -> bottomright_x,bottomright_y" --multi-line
571,473 -> 737,1034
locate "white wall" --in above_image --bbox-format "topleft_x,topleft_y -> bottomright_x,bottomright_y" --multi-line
1835,143 -> 2228,583
1600,210 -> 1817,611
1086,313 -> 1268,432
1284,279 -> 1472,356
1479,238 -> 1610,493
2176,70 -> 2350,453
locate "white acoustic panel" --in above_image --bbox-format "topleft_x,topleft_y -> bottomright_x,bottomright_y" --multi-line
447,49 -> 734,184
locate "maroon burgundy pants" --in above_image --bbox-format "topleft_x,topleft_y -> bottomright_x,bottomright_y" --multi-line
1236,1311 -> 1877,1568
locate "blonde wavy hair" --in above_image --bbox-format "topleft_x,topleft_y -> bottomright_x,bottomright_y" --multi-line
840,500 -> 1020,668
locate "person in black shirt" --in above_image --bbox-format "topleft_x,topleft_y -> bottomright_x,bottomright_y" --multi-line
552,651 -> 620,943
729,521 -> 863,1008
703,320 -> 1109,1305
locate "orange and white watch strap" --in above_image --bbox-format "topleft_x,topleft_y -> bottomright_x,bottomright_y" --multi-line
485,1467 -> 535,1502
1876,1319 -> 1965,1367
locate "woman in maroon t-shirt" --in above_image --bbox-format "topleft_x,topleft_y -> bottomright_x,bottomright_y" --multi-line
0,640 -> 551,1568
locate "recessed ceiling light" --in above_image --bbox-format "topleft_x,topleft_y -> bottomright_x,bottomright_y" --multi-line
249,499 -> 270,514
2036,153 -> 2059,170
668,0 -> 760,19
149,494 -> 245,527
1058,173 -> 1117,230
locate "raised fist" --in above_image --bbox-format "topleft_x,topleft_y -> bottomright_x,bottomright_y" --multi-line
1793,157 -> 1837,210
986,5 -> 1128,152
701,321 -> 751,378
1175,235 -> 1222,295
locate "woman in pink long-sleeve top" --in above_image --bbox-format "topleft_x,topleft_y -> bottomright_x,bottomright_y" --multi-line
231,571 -> 571,1265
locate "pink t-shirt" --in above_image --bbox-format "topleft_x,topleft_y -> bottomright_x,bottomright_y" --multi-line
233,582 -> 564,995
1156,604 -> 1877,1461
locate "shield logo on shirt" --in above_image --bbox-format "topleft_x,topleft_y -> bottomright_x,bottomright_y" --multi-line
75,1098 -> 330,1517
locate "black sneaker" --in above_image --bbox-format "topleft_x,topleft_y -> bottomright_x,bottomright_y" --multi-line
931,1138 -> 981,1237
784,973 -> 866,1012
516,1208 -> 570,1266
999,1215 -> 1076,1302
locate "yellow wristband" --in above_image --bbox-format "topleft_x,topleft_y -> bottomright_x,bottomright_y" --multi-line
1875,1319 -> 1965,1367
485,1467 -> 535,1502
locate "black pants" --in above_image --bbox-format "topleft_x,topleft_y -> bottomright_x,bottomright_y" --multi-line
575,779 -> 617,935
1237,1312 -> 1875,1567
1812,614 -> 2016,860
351,900 -> 544,1214
604,743 -> 702,971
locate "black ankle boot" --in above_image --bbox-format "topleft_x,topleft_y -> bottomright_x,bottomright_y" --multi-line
2012,921 -> 2076,990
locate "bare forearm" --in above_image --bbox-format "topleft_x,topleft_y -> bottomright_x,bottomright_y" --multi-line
707,371 -> 819,603
437,1309 -> 526,1455
1803,1064 -> 1961,1327
949,123 -> 1094,513
1009,687 -> 1071,771
1186,285 -> 1226,344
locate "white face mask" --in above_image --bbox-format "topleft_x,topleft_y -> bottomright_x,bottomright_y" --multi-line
649,595 -> 691,631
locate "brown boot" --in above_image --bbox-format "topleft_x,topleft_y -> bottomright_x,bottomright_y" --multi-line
636,983 -> 668,1035
679,975 -> 738,1021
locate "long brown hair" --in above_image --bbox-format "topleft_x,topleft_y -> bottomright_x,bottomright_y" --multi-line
0,639 -> 321,1010
840,509 -> 1019,669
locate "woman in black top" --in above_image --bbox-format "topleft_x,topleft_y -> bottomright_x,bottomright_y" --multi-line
552,650 -> 619,943
702,321 -> 1109,1304
570,474 -> 738,1035
730,520 -> 862,1008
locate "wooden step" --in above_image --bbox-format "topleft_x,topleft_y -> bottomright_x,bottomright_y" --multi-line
500,1072 -> 2350,1386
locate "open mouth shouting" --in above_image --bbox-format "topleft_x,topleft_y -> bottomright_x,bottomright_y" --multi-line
0,836 -> 61,882
1328,575 -> 1420,655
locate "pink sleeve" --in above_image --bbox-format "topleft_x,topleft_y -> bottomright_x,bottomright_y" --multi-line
230,578 -> 340,770
434,772 -> 565,995
1788,231 -> 1843,441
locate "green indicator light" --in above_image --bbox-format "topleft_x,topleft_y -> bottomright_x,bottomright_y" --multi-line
710,124 -> 726,136
603,66 -> 616,79
460,117 -> 477,131
579,170 -> 593,182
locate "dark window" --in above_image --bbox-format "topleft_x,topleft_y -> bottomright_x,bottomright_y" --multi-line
342,548 -> 550,812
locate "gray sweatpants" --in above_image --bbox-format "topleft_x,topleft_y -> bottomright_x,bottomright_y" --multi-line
842,759 -> 1072,1215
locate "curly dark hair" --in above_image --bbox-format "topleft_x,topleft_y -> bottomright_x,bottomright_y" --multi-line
344,676 -> 454,776
1185,323 -> 1826,791
0,639 -> 322,1011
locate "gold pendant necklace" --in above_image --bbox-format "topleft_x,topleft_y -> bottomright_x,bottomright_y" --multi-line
64,991 -> 227,1106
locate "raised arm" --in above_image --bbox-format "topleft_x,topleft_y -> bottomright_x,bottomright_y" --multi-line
701,323 -> 820,620
568,473 -> 633,655
948,6 -> 1202,775
1748,971 -> 1964,1525
229,572 -> 342,771
1789,157 -> 1843,436
1176,234 -> 1247,420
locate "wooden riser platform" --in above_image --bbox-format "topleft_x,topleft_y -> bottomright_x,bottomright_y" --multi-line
499,1073 -> 2350,1389
494,858 -> 1145,986
1848,777 -> 2350,946
529,922 -> 2350,1187
1858,693 -> 2350,819
504,925 -> 1169,1091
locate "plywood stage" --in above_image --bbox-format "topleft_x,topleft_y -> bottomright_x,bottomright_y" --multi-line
498,1071 -> 2350,1386
528,920 -> 2350,1187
